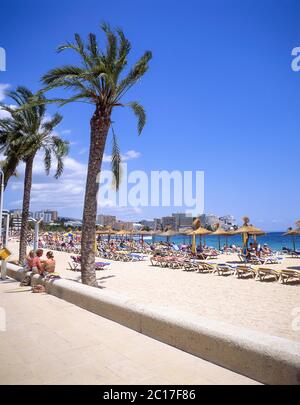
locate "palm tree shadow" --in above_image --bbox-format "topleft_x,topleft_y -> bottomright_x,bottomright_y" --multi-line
65,276 -> 108,289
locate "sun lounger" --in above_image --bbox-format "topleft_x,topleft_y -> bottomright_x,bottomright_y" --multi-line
95,262 -> 110,270
253,267 -> 280,282
68,256 -> 110,271
278,269 -> 300,284
234,265 -> 255,279
196,262 -> 215,273
212,264 -> 234,276
68,255 -> 81,271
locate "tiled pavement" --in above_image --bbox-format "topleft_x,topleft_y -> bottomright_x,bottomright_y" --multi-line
0,279 -> 259,385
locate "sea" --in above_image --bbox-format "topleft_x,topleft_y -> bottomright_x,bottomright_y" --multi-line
144,232 -> 299,251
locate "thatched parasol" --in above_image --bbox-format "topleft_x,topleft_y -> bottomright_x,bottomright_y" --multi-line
283,227 -> 300,251
233,217 -> 265,247
136,229 -> 153,244
187,227 -> 212,250
96,228 -> 116,235
210,224 -> 230,250
157,229 -> 179,243
116,229 -> 130,236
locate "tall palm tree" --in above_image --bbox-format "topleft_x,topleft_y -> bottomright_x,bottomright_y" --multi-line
41,23 -> 152,286
0,87 -> 69,263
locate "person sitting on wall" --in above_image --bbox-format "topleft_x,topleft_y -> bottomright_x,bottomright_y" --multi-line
32,249 -> 44,274
40,251 -> 56,275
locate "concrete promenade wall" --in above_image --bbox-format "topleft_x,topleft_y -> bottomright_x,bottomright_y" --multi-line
5,262 -> 300,385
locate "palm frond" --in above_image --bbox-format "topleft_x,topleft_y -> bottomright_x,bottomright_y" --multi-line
44,147 -> 52,175
111,128 -> 122,190
0,86 -> 69,186
42,113 -> 63,132
115,51 -> 152,102
127,102 -> 146,134
42,25 -> 152,136
51,137 -> 69,178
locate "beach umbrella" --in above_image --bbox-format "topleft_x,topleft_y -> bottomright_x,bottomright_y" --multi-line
96,228 -> 116,243
187,227 -> 212,247
233,217 -> 265,247
157,229 -> 179,243
180,228 -> 193,235
283,228 -> 300,251
210,225 -> 229,250
137,229 -> 152,244
223,229 -> 235,248
116,229 -> 129,236
179,228 -> 193,244
149,230 -> 161,243
191,233 -> 196,254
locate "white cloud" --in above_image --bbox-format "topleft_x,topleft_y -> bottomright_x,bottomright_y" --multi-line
124,150 -> 141,160
8,153 -> 88,211
7,148 -> 142,218
0,103 -> 15,119
103,149 -> 141,163
0,83 -> 9,101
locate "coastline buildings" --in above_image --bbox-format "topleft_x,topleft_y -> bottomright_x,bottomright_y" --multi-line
199,214 -> 219,228
34,210 -> 58,224
96,215 -> 116,228
154,218 -> 162,231
219,215 -> 237,231
139,219 -> 155,229
172,213 -> 193,230
199,213 -> 237,230
113,220 -> 134,231
10,209 -> 33,230
8,206 -> 236,232
161,216 -> 176,231
64,220 -> 82,228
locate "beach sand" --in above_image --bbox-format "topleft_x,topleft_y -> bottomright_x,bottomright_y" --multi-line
7,240 -> 300,343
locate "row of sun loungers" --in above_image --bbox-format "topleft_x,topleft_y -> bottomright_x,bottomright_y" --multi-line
98,250 -> 148,262
150,254 -> 300,284
238,252 -> 284,265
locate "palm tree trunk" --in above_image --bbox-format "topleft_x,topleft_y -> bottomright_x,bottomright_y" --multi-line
81,109 -> 110,286
19,155 -> 34,263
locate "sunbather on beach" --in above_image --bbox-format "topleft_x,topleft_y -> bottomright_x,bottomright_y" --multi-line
261,243 -> 272,255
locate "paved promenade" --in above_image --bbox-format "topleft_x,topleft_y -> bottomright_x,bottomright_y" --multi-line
0,279 -> 258,384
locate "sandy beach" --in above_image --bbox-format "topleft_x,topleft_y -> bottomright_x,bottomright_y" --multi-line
7,240 -> 300,343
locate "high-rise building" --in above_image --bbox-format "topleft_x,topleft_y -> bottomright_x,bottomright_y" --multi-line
199,214 -> 219,228
33,210 -> 58,223
96,215 -> 116,228
139,219 -> 155,229
154,218 -> 162,231
47,210 -> 58,221
34,211 -> 52,223
161,216 -> 176,230
172,213 -> 193,230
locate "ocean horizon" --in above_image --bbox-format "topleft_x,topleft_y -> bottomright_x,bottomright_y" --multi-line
141,231 -> 299,251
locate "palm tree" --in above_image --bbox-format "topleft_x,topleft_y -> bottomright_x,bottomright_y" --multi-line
41,23 -> 152,286
0,87 -> 69,263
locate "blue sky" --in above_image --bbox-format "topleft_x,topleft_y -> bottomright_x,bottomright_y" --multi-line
0,0 -> 299,230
